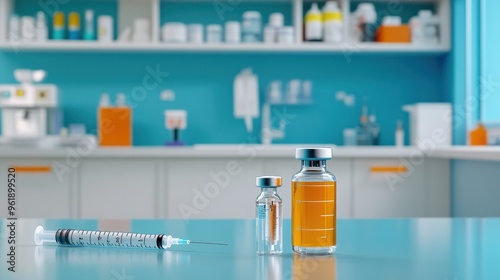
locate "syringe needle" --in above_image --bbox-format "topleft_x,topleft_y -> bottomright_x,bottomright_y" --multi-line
189,241 -> 228,246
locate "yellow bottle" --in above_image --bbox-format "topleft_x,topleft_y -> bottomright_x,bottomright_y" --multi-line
53,12 -> 65,40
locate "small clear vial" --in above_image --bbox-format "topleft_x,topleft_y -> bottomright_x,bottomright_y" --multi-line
256,176 -> 283,255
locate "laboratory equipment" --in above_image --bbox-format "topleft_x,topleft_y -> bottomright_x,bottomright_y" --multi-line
292,148 -> 336,255
242,11 -> 262,42
256,176 -> 283,255
469,123 -> 488,146
403,103 -> 452,147
188,24 -> 203,44
133,18 -> 150,42
418,10 -> 439,44
162,23 -> 187,43
376,16 -> 411,43
343,128 -> 356,146
353,3 -> 377,42
267,81 -> 282,104
278,26 -> 294,44
233,68 -> 259,133
305,3 -> 322,41
98,93 -> 132,146
368,112 -> 380,145
356,100 -> 372,145
84,10 -> 95,40
323,1 -> 343,43
206,24 -> 222,43
395,120 -> 404,147
287,80 -> 301,103
52,12 -> 65,40
21,16 -> 35,41
98,15 -> 113,42
269,13 -> 284,29
36,12 -> 48,41
34,226 -> 227,249
225,21 -> 241,43
261,103 -> 285,145
264,26 -> 277,43
0,69 -> 57,140
164,110 -> 187,146
8,14 -> 20,41
68,12 -> 81,40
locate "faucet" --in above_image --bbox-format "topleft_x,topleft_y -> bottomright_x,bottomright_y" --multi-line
261,103 -> 286,145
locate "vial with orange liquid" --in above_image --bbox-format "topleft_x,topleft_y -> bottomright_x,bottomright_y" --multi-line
292,148 -> 336,254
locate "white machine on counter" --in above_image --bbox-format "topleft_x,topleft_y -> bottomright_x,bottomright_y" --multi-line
403,103 -> 452,147
0,69 -> 96,147
0,69 -> 57,139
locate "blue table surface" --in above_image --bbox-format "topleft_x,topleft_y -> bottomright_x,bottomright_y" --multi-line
1,218 -> 500,280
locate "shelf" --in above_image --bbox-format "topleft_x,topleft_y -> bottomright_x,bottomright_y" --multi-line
0,41 -> 449,54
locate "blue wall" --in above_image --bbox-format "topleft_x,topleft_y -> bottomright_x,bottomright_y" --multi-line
0,53 -> 446,145
0,0 -> 449,146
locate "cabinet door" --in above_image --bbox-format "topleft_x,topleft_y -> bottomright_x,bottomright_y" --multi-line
80,159 -> 157,218
263,158 -> 351,218
352,158 -> 426,218
0,159 -> 73,218
165,159 -> 264,219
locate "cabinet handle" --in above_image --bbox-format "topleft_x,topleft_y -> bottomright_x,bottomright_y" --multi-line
370,166 -> 408,173
11,166 -> 52,173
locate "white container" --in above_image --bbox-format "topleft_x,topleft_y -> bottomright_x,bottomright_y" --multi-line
133,18 -> 150,42
35,12 -> 48,41
323,1 -> 343,43
418,10 -> 439,44
8,14 -> 20,41
395,120 -> 404,147
20,16 -> 35,41
403,103 -> 452,147
278,26 -> 294,44
162,23 -> 187,43
242,11 -> 262,42
269,13 -> 284,28
225,21 -> 240,43
98,15 -> 114,42
263,25 -> 277,43
188,24 -> 203,44
305,3 -> 322,41
206,24 -> 222,43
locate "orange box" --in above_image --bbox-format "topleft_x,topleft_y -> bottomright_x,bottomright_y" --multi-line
98,107 -> 132,146
376,25 -> 411,43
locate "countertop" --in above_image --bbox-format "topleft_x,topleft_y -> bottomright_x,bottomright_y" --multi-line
1,218 -> 499,279
1,145 -> 500,161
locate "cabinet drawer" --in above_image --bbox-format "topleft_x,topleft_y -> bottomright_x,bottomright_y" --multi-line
353,158 -> 426,218
0,159 -> 72,218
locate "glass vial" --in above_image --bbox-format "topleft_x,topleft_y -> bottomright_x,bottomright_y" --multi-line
292,148 -> 336,254
256,176 -> 283,255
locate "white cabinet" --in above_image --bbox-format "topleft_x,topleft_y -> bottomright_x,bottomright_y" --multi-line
0,159 -> 73,218
352,158 -> 449,218
80,159 -> 158,219
165,159 -> 264,219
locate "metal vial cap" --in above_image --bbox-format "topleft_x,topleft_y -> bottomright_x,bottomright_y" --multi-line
295,148 -> 333,160
256,176 -> 282,188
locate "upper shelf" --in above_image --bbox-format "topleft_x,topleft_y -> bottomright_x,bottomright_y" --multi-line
0,41 -> 449,54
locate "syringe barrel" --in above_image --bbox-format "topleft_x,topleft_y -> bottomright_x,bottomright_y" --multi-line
34,226 -> 57,245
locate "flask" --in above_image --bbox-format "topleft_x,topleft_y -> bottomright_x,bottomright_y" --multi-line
256,176 -> 283,255
292,148 -> 336,254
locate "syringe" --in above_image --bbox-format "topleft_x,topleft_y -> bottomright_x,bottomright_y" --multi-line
34,226 -> 227,250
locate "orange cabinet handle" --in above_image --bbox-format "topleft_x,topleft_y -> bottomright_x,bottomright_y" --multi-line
370,166 -> 408,173
11,166 -> 52,173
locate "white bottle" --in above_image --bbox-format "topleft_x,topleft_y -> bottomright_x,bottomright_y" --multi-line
35,12 -> 48,41
395,120 -> 404,147
98,15 -> 114,42
8,14 -> 20,42
323,1 -> 343,43
305,3 -> 322,41
99,93 -> 110,107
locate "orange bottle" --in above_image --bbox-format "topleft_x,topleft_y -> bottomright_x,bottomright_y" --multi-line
470,123 -> 488,146
98,94 -> 132,146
